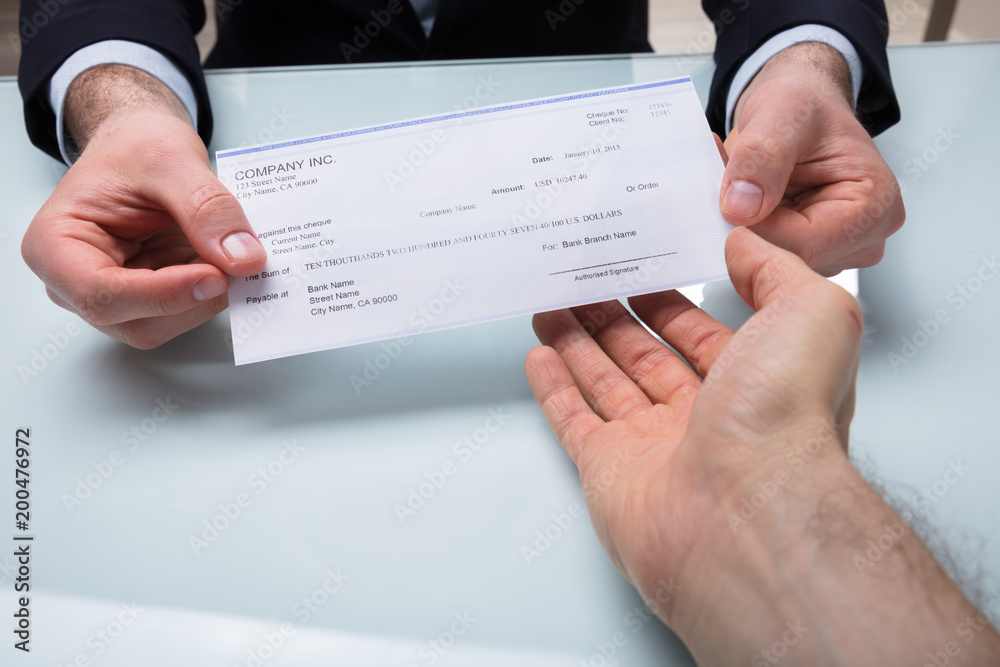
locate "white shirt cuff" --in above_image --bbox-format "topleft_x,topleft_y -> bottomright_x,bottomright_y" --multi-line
48,40 -> 200,165
725,25 -> 864,134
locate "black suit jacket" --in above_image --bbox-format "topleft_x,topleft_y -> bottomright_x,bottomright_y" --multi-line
18,0 -> 900,163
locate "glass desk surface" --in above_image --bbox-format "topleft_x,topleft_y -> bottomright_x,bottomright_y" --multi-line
1,42 -> 998,665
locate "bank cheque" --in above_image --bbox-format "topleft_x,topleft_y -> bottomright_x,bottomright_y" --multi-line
218,76 -> 733,365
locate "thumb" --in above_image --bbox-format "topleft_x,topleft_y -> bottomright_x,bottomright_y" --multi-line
724,227 -> 823,313
143,125 -> 268,277
723,227 -> 862,403
719,107 -> 813,226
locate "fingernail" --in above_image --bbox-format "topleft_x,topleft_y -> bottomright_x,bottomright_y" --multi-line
222,232 -> 264,264
193,276 -> 227,301
722,181 -> 764,219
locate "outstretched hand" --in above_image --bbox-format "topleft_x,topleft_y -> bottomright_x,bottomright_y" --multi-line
526,227 -> 863,633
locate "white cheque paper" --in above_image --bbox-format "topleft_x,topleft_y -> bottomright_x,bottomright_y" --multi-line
219,77 -> 733,365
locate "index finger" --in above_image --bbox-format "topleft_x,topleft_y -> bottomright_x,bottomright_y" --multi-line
628,290 -> 735,380
40,235 -> 230,327
127,117 -> 267,277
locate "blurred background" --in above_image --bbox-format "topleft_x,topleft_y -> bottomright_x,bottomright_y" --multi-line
2,0 -> 998,76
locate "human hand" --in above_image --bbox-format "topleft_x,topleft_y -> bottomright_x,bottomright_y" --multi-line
527,228 -> 1000,664
527,227 -> 870,661
526,226 -> 862,626
720,42 -> 905,275
21,65 -> 266,348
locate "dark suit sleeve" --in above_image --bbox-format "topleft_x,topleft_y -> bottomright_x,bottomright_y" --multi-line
702,0 -> 900,137
17,0 -> 211,161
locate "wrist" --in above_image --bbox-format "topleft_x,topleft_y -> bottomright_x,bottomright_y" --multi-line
662,415 -> 853,621
670,451 -> 861,662
733,41 -> 854,131
662,425 -> 993,665
64,64 -> 193,157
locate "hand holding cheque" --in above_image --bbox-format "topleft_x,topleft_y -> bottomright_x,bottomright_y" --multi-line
20,44 -> 903,350
20,65 -> 268,349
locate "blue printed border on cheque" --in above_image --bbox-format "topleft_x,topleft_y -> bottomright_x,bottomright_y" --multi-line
216,77 -> 692,160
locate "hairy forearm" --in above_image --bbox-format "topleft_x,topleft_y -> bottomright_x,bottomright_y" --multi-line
670,426 -> 1000,665
64,64 -> 192,156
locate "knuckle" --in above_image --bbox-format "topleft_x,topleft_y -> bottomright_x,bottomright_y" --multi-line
689,327 -> 730,369
116,321 -> 166,350
830,282 -> 865,329
138,133 -> 184,170
747,250 -> 802,306
44,287 -> 67,310
77,287 -> 117,326
204,295 -> 229,317
20,230 -> 37,268
889,201 -> 907,235
142,118 -> 201,162
588,373 -> 619,403
794,242 -> 823,270
853,244 -> 886,269
189,182 -> 241,224
735,135 -> 785,173
802,276 -> 843,307
755,251 -> 794,287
